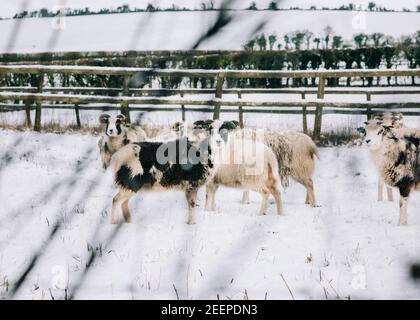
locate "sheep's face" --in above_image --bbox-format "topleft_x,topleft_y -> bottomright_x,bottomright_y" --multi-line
171,121 -> 189,138
192,120 -> 239,143
361,121 -> 396,150
372,112 -> 404,129
99,114 -> 126,137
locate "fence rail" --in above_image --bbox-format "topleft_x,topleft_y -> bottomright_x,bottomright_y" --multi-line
1,65 -> 420,140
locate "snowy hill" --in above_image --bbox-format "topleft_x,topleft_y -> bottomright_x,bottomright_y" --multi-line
1,10 -> 419,53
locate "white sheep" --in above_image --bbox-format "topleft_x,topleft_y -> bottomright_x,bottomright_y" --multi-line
363,121 -> 420,225
236,130 -> 319,207
193,121 -> 283,215
98,113 -> 147,169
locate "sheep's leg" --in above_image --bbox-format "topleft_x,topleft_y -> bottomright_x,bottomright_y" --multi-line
303,178 -> 316,207
242,191 -> 250,205
377,180 -> 383,202
259,190 -> 270,215
399,196 -> 409,226
111,189 -> 135,224
205,186 -> 211,210
270,186 -> 283,215
205,183 -> 218,211
398,184 -> 413,226
386,186 -> 394,202
121,191 -> 135,223
185,188 -> 198,225
101,152 -> 111,170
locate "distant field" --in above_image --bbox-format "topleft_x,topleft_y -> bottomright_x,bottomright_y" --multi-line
1,10 -> 420,53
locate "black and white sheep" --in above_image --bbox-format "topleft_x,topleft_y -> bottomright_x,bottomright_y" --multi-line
362,121 -> 420,225
98,114 -> 147,169
109,131 -> 225,225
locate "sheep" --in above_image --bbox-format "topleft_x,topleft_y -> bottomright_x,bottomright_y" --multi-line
195,120 -> 318,207
256,131 -> 319,207
98,113 -> 147,169
370,112 -> 404,202
192,120 -> 283,215
358,112 -> 420,202
362,121 -> 420,225
109,129 -> 225,225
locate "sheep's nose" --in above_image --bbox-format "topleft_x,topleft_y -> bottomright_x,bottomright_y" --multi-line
109,129 -> 114,133
366,139 -> 371,144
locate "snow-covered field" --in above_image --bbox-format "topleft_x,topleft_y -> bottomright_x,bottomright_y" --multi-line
1,10 -> 419,53
1,129 -> 420,300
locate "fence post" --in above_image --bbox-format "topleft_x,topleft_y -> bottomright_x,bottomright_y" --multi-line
75,103 -> 81,128
302,106 -> 308,134
366,106 -> 373,120
24,99 -> 32,127
313,104 -> 323,141
237,91 -> 244,128
180,92 -> 186,121
213,75 -> 225,120
121,75 -> 131,123
317,77 -> 325,99
301,91 -> 308,134
366,92 -> 371,101
34,73 -> 44,132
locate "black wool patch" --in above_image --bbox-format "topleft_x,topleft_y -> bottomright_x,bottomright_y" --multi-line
396,176 -> 414,198
404,135 -> 420,148
220,121 -> 240,132
395,151 -> 407,167
115,165 -> 144,192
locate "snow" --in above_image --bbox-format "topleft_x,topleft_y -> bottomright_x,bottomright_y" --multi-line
1,10 -> 419,53
1,129 -> 420,299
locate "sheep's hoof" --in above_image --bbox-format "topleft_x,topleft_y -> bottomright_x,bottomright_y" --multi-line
110,219 -> 118,225
187,219 -> 196,225
398,221 -> 408,226
124,218 -> 132,223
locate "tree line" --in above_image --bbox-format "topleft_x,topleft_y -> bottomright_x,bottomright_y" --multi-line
3,1 -> 420,20
244,28 -> 420,51
2,44 -> 420,90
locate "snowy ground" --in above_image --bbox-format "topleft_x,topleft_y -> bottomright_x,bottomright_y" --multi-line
1,10 -> 420,53
1,129 -> 420,300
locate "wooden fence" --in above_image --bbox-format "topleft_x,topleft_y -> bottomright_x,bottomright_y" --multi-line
0,65 -> 420,140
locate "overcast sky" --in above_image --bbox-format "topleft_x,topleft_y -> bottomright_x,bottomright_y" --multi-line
1,0 -> 419,17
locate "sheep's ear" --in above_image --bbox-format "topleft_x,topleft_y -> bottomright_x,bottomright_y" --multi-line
363,122 -> 369,125
116,114 -> 126,124
171,121 -> 183,131
99,114 -> 110,124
